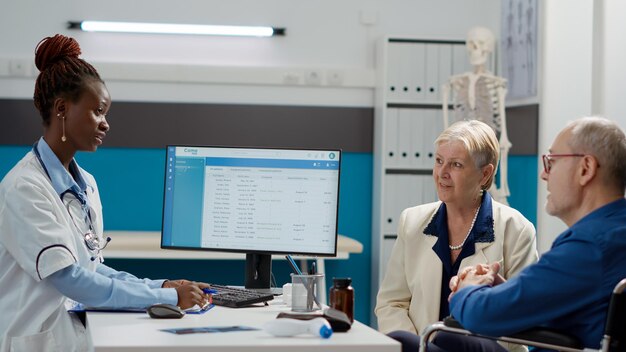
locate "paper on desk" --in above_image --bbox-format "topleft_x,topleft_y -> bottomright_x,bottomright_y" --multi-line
184,303 -> 215,314
67,300 -> 213,315
67,300 -> 145,313
161,326 -> 259,335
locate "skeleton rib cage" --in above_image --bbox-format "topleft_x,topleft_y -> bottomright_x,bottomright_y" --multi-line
443,72 -> 512,204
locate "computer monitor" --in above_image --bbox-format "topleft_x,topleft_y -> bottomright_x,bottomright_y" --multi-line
161,145 -> 341,290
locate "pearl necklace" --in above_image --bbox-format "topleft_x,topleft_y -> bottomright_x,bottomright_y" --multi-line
449,205 -> 481,251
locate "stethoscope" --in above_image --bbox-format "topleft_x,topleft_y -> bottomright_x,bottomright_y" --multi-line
33,141 -> 111,261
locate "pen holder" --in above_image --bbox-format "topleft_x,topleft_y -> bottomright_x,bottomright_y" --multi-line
291,273 -> 324,312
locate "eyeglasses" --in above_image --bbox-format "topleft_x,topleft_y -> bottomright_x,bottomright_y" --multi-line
542,154 -> 585,174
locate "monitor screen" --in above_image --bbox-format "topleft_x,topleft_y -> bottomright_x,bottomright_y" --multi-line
161,145 -> 341,289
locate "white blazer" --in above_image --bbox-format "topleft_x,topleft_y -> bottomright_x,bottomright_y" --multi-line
375,198 -> 538,351
0,151 -> 104,352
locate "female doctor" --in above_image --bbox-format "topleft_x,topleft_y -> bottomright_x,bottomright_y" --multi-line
0,34 -> 210,352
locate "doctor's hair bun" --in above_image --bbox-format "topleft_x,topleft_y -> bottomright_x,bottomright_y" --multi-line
33,34 -> 102,123
34,34 -> 82,72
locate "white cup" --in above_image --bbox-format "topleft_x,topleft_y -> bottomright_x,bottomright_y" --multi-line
282,283 -> 293,306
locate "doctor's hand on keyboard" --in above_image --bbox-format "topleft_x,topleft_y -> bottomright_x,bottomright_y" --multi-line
208,284 -> 274,308
166,281 -> 212,310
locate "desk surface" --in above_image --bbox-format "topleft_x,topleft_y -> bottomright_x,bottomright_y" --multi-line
89,298 -> 399,352
103,231 -> 363,260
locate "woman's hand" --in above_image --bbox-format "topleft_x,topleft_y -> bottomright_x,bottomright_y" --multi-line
171,282 -> 212,309
162,279 -> 193,288
449,262 -> 502,301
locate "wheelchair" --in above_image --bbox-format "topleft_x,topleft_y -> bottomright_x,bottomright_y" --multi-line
419,278 -> 626,352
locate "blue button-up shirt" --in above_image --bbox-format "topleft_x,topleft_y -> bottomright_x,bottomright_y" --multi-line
450,198 -> 626,350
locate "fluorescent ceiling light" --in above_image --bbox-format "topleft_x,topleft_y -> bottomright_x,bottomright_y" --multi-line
68,21 -> 285,37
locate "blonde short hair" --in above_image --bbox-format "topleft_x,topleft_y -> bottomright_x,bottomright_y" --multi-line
567,117 -> 626,192
434,120 -> 500,189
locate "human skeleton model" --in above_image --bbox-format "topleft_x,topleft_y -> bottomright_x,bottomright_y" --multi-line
442,27 -> 511,204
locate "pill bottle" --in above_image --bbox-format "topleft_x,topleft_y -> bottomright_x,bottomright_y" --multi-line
329,277 -> 354,323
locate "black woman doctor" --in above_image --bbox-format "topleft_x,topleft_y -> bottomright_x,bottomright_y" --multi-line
0,34 -> 210,352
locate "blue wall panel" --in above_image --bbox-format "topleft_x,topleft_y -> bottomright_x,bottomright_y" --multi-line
506,156 -> 539,226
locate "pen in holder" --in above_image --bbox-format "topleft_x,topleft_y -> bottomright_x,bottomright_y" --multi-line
291,273 -> 323,312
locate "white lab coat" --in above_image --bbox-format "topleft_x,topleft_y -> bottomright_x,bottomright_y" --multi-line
0,151 -> 104,352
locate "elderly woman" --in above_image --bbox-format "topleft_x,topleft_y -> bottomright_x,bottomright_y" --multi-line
375,120 -> 538,352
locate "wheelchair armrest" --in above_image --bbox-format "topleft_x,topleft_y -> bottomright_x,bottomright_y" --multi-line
510,328 -> 583,349
443,316 -> 464,329
443,317 -> 583,349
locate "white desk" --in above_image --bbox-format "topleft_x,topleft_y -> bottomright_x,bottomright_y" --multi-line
103,231 -> 364,303
89,298 -> 399,352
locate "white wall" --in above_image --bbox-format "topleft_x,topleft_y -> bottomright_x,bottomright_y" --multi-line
537,0 -> 593,253
599,0 -> 626,130
537,0 -> 626,253
0,0 -> 500,106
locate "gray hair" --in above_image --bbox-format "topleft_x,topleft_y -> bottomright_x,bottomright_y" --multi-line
435,120 -> 500,189
567,117 -> 626,191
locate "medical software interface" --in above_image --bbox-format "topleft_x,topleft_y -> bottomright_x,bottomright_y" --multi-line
162,146 -> 340,255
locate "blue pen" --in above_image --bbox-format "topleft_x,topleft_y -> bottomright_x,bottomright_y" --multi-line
203,288 -> 218,295
285,255 -> 303,275
286,255 -> 321,309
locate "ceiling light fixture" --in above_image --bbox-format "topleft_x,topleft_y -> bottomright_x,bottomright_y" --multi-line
68,21 -> 285,37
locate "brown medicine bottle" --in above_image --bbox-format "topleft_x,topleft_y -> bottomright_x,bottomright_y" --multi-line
329,277 -> 354,323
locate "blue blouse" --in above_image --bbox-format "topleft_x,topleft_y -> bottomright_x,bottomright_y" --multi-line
423,192 -> 495,319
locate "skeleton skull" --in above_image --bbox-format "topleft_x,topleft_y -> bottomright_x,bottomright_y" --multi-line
466,26 -> 495,67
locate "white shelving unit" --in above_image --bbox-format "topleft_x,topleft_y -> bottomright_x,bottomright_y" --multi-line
370,37 -> 494,325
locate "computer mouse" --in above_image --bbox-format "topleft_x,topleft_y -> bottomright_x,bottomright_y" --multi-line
147,303 -> 185,319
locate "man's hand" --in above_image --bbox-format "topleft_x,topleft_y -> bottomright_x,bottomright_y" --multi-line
449,262 -> 502,301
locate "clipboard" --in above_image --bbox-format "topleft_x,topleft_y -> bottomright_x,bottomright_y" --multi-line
68,303 -> 214,315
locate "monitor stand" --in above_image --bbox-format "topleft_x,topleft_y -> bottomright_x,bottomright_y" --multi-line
244,253 -> 283,295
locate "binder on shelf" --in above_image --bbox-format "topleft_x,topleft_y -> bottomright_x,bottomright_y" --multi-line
432,109 -> 444,148
386,42 -> 402,101
383,175 -> 398,235
407,174 -> 424,209
452,44 -> 469,75
398,43 -> 415,103
409,109 -> 424,169
422,175 -> 439,204
422,109 -> 441,168
424,44 -> 440,103
438,45 -> 453,95
397,109 -> 413,169
384,108 -> 399,168
398,175 -> 411,213
410,43 -> 426,103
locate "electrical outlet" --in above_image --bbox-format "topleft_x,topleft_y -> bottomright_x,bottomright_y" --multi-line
304,70 -> 322,85
326,70 -> 344,86
283,72 -> 301,85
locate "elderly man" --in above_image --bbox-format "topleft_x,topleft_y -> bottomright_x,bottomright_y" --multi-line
445,117 -> 626,351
